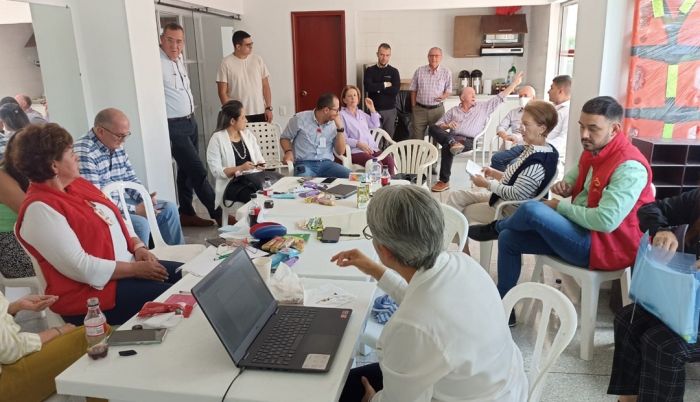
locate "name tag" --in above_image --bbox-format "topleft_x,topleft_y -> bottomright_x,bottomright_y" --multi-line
318,137 -> 327,148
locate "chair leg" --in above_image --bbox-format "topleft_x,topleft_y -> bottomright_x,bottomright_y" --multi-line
620,268 -> 632,306
578,277 -> 602,360
531,257 -> 545,283
479,241 -> 493,271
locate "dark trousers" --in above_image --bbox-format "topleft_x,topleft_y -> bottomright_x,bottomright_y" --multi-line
61,260 -> 183,326
350,151 -> 397,175
167,117 -> 217,219
246,113 -> 266,123
428,125 -> 473,183
377,108 -> 397,139
339,363 -> 384,402
607,304 -> 700,401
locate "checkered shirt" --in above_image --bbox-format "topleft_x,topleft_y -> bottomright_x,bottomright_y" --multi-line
409,65 -> 452,106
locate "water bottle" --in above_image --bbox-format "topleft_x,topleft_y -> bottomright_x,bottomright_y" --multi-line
248,193 -> 261,227
356,176 -> 370,210
507,64 -> 516,84
262,177 -> 273,196
371,158 -> 382,183
381,166 -> 391,187
84,297 -> 108,359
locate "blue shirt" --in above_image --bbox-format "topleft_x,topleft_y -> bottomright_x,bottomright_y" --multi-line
74,130 -> 143,209
280,110 -> 339,161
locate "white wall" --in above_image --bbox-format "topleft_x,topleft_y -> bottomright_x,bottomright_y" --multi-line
355,8 -> 529,90
0,0 -> 31,24
525,4 -> 560,98
0,23 -> 44,98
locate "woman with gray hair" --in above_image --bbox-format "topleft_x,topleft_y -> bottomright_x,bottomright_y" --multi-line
334,185 -> 527,402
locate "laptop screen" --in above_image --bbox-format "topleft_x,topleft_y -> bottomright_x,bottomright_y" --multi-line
192,247 -> 277,364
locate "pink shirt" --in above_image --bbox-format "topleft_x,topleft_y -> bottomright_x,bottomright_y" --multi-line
437,94 -> 504,138
409,65 -> 452,106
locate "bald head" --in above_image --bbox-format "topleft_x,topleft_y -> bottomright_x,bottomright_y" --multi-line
94,108 -> 128,128
93,108 -> 131,150
459,86 -> 477,108
517,86 -> 536,98
14,94 -> 32,111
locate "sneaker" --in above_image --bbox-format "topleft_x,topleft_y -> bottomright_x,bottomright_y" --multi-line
180,214 -> 216,227
431,181 -> 450,192
508,310 -> 517,327
468,220 -> 499,241
449,142 -> 465,156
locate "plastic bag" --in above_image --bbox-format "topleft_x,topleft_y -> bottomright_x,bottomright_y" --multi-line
629,232 -> 700,343
268,263 -> 304,304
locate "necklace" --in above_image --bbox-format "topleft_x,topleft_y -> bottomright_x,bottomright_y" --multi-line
231,138 -> 247,160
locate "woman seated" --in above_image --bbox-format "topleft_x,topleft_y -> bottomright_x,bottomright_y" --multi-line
12,124 -> 182,326
0,292 -> 85,402
207,100 -> 266,210
0,103 -> 30,157
339,85 -> 395,174
333,185 -> 527,402
0,131 -> 35,281
608,188 -> 700,402
448,100 -> 559,254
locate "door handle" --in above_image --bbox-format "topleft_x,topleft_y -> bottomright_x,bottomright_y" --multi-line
301,90 -> 308,96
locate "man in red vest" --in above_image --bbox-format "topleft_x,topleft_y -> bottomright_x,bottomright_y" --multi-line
469,96 -> 655,321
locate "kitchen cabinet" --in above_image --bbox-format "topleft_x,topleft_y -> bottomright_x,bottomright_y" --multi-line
453,16 -> 482,58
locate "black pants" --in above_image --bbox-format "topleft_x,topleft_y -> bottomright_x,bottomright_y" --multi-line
428,125 -> 474,183
607,304 -> 700,401
62,260 -> 183,326
167,117 -> 217,219
339,363 -> 384,402
246,113 -> 266,123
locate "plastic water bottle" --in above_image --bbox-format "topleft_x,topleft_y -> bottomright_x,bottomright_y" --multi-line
507,64 -> 516,84
356,176 -> 370,210
371,158 -> 382,183
84,297 -> 108,359
262,177 -> 273,196
248,193 -> 261,227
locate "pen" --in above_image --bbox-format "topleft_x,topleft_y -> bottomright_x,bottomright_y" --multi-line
178,290 -> 191,294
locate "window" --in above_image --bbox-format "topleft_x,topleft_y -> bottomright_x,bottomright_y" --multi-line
557,1 -> 578,76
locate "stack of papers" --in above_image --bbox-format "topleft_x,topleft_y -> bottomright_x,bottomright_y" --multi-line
465,160 -> 483,177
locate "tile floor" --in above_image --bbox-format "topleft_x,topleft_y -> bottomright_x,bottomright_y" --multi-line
10,154 -> 700,401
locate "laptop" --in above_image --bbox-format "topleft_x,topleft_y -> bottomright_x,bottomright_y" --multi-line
323,183 -> 358,199
191,247 -> 352,372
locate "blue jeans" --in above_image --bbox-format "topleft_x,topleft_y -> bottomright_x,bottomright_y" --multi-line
495,201 -> 591,297
294,159 -> 351,178
129,200 -> 184,246
490,145 -> 525,171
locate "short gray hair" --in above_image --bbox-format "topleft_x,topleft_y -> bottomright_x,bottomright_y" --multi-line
366,185 -> 444,270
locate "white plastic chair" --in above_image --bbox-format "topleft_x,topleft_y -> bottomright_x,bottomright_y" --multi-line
463,116 -> 493,166
502,282 -> 577,402
441,203 -> 468,251
478,168 -> 559,270
0,271 -> 42,295
335,128 -> 397,171
16,240 -> 66,327
102,182 -> 205,264
529,256 -> 631,360
375,140 -> 438,187
246,122 -> 294,174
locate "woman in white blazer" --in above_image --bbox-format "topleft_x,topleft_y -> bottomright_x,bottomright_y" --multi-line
206,100 -> 265,210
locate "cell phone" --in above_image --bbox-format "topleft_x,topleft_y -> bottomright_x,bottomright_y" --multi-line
320,227 -> 342,243
154,201 -> 166,210
321,177 -> 337,184
206,237 -> 227,247
107,328 -> 167,346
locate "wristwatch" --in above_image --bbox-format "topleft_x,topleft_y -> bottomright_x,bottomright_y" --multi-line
336,127 -> 345,133
265,106 -> 273,112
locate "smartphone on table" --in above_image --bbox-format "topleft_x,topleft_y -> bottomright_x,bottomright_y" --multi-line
320,227 -> 342,243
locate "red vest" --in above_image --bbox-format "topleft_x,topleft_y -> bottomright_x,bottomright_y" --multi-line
571,132 -> 654,270
15,178 -> 135,316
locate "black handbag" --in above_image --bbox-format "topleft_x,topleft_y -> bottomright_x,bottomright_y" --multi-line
223,171 -> 283,207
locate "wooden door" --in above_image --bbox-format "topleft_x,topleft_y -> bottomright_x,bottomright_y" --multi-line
291,11 -> 346,112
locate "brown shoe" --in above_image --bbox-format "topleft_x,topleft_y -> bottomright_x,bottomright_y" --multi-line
449,142 -> 465,155
431,181 -> 450,192
180,214 -> 215,227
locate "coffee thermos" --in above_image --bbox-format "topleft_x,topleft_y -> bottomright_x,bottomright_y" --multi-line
471,69 -> 484,94
458,70 -> 471,91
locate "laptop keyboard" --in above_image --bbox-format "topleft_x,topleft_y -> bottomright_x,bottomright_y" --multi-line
251,308 -> 317,366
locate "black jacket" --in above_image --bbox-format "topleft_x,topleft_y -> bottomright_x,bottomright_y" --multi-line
637,188 -> 700,253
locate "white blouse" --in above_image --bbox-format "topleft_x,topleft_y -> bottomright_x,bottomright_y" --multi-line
19,201 -> 135,290
0,292 -> 41,373
373,252 -> 528,402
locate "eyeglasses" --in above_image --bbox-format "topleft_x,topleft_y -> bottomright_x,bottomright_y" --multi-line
99,126 -> 131,140
362,225 -> 373,240
328,107 -> 340,112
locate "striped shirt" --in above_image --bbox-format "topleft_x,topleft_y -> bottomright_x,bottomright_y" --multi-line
497,107 -> 525,144
437,94 -> 504,138
74,130 -> 143,209
489,144 -> 554,201
0,292 -> 41,373
409,65 -> 452,106
0,133 -> 8,162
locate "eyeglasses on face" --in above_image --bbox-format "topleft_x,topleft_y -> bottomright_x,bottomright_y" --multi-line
99,126 -> 131,140
363,225 -> 373,240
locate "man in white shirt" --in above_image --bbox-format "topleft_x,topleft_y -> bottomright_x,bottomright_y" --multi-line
159,22 -> 219,227
491,76 -> 571,171
333,185 -> 527,402
216,30 -> 273,123
14,94 -> 47,124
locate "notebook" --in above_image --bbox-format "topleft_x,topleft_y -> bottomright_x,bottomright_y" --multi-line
192,247 -> 352,372
323,184 -> 358,199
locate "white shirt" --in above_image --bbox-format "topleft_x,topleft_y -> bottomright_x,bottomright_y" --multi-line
160,48 -> 195,118
19,202 -> 136,290
548,100 -> 570,157
373,252 -> 528,402
0,292 -> 41,373
216,53 -> 270,115
497,107 -> 525,144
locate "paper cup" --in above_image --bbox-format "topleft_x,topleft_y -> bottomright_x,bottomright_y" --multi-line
253,257 -> 272,283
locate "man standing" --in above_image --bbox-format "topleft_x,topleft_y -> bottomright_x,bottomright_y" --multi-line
469,97 -> 655,312
363,43 -> 400,139
74,108 -> 184,246
490,76 -> 571,171
280,93 -> 351,178
14,94 -> 47,124
429,72 -> 523,192
409,47 -> 452,140
216,30 -> 272,123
